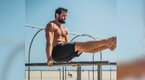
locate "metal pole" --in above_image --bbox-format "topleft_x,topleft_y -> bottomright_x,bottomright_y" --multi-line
100,51 -> 103,80
65,67 -> 67,80
93,66 -> 94,80
88,70 -> 90,80
59,69 -> 61,80
93,54 -> 95,80
98,65 -> 102,80
77,66 -> 81,80
110,67 -> 112,80
28,29 -> 44,80
62,67 -> 65,80
40,70 -> 42,80
25,61 -> 109,66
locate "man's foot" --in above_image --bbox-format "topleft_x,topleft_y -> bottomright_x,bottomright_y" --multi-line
107,36 -> 117,51
110,37 -> 116,51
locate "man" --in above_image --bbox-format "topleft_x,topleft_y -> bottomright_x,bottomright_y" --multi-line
45,7 -> 116,66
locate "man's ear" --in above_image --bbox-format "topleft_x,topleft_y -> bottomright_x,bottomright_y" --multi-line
56,14 -> 59,18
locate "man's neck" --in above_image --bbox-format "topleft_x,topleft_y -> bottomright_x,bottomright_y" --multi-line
54,20 -> 62,28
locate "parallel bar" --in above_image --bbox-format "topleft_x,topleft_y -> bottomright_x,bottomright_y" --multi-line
109,62 -> 117,65
25,61 -> 109,66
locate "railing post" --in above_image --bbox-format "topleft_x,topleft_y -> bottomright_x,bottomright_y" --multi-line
65,67 -> 67,80
40,70 -> 42,80
88,70 -> 90,80
110,67 -> 112,80
59,69 -> 61,80
62,67 -> 65,80
98,65 -> 102,80
77,66 -> 81,80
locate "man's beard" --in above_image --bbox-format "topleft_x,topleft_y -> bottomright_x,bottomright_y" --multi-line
58,19 -> 66,24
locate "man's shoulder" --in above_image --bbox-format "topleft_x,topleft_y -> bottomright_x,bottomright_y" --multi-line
62,26 -> 68,31
45,21 -> 56,31
46,21 -> 55,27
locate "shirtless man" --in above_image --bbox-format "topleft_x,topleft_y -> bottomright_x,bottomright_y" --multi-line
45,7 -> 117,66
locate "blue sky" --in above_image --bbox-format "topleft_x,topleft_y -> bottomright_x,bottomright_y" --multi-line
116,0 -> 144,61
0,0 -> 24,80
0,0 -> 144,80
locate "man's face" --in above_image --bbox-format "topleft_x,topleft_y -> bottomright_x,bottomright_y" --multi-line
57,11 -> 67,24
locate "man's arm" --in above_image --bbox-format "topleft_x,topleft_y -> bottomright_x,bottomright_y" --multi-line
45,23 -> 54,66
65,29 -> 69,43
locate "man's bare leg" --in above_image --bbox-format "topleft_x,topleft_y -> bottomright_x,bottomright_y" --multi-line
77,42 -> 116,54
84,38 -> 116,53
84,46 -> 109,53
75,36 -> 116,54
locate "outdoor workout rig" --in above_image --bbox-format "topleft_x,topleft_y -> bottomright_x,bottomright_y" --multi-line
25,24 -> 117,80
25,61 -> 116,80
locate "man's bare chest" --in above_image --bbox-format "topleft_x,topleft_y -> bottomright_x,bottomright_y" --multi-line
54,27 -> 67,37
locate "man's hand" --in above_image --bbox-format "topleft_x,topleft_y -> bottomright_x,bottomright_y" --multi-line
47,60 -> 53,67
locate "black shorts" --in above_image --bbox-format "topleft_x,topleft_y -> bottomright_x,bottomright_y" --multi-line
52,42 -> 82,62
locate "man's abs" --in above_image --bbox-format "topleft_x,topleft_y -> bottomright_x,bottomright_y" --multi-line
53,37 -> 66,47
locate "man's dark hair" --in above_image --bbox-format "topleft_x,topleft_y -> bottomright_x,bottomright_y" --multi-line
55,7 -> 68,18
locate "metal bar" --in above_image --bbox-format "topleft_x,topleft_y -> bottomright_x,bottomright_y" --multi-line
100,51 -> 103,80
62,67 -> 65,80
28,29 -> 44,80
25,24 -> 102,39
109,62 -> 117,65
59,69 -> 61,80
98,65 -> 102,80
110,67 -> 112,80
77,66 -> 81,80
88,71 -> 90,80
25,61 -> 109,67
40,70 -> 42,80
65,67 -> 67,80
25,24 -> 45,30
92,66 -> 94,80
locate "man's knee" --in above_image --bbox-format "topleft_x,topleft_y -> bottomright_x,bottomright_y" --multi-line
75,42 -> 88,52
75,42 -> 82,52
